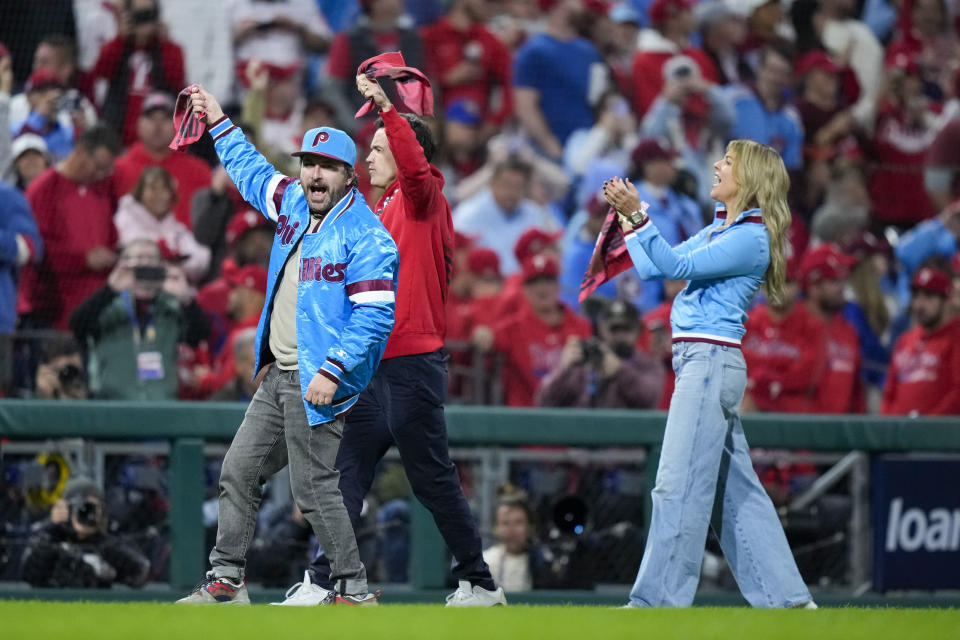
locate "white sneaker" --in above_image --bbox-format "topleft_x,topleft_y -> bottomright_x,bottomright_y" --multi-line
270,571 -> 335,606
444,580 -> 507,607
800,601 -> 818,609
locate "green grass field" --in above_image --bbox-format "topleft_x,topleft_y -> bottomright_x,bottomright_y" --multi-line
1,602 -> 958,640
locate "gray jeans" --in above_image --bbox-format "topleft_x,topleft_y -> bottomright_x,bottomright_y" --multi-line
210,365 -> 367,594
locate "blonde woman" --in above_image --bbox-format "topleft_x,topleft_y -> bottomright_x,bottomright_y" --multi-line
602,139 -> 815,609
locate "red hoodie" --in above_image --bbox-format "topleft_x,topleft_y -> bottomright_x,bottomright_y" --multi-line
376,107 -> 453,359
742,303 -> 827,413
814,313 -> 865,414
882,317 -> 960,415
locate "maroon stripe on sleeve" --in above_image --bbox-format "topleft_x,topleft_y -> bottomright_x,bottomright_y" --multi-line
345,279 -> 394,296
326,357 -> 346,373
213,125 -> 237,141
273,176 -> 296,214
209,115 -> 229,127
317,369 -> 340,384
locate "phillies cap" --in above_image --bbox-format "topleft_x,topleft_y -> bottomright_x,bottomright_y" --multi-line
226,264 -> 268,293
466,248 -> 502,279
453,231 -> 477,251
795,51 -> 841,76
632,137 -> 678,167
292,127 -> 356,167
800,244 -> 856,288
911,267 -> 951,298
514,228 -> 563,264
226,210 -> 271,247
521,254 -> 560,283
141,91 -> 175,116
26,68 -> 64,91
649,0 -> 694,25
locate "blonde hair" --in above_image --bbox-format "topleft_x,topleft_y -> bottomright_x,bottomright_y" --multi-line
710,139 -> 792,306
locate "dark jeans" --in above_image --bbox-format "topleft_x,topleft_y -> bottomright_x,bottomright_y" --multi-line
309,350 -> 494,590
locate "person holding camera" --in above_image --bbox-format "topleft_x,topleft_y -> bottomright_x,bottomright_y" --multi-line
539,299 -> 664,409
34,336 -> 88,400
21,477 -> 150,589
68,238 -> 208,400
90,0 -> 186,146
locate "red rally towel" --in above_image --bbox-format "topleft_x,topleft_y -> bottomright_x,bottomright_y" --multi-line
355,51 -> 433,119
578,204 -> 649,303
169,85 -> 205,150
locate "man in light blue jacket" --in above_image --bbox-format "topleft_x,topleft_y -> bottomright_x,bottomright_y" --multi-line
177,85 -> 398,606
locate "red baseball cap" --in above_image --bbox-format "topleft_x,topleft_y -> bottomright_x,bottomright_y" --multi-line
649,0 -> 694,25
453,231 -> 477,252
27,68 -> 64,91
795,51 -> 841,76
885,52 -> 921,75
586,192 -> 610,218
800,244 -> 856,288
514,228 -> 563,264
631,138 -> 678,168
911,267 -> 952,297
466,248 -> 502,279
226,264 -> 268,293
226,210 -> 271,247
521,254 -> 560,283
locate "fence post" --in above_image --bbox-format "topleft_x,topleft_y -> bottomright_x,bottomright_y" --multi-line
169,437 -> 205,592
409,499 -> 448,589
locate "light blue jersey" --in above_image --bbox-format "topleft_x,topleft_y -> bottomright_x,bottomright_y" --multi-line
625,204 -> 769,346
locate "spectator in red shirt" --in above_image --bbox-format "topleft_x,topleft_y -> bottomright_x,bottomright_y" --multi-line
801,244 -> 864,413
421,0 -> 514,129
742,263 -> 827,413
113,92 -> 213,229
90,0 -> 186,146
539,299 -> 664,408
497,227 -> 563,316
632,0 -> 717,118
882,266 -> 960,415
640,278 -> 685,409
480,255 -> 592,407
886,0 -> 955,105
867,54 -> 940,227
198,265 -> 267,398
17,125 -> 121,330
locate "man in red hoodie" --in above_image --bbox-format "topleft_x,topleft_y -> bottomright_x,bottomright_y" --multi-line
306,74 -> 506,607
802,244 -> 865,414
882,267 -> 960,415
742,261 -> 827,413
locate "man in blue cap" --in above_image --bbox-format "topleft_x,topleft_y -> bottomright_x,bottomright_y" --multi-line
177,85 -> 399,606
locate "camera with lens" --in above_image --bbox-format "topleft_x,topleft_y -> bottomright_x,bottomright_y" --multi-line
133,265 -> 166,284
580,337 -> 605,368
56,363 -> 86,396
68,495 -> 102,528
131,7 -> 159,25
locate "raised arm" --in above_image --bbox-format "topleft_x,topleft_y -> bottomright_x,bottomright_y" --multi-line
189,85 -> 293,222
356,74 -> 443,219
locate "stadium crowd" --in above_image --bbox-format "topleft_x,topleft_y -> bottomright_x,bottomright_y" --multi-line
2,0 -> 960,418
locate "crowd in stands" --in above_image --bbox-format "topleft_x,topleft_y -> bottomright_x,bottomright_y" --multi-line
1,0 -> 959,416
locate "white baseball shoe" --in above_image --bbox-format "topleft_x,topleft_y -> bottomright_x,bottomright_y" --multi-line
270,571 -> 335,606
444,580 -> 507,607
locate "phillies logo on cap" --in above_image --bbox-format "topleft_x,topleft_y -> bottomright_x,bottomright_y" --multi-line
314,131 -> 329,145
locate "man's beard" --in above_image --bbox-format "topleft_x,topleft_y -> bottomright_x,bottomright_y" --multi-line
306,182 -> 350,219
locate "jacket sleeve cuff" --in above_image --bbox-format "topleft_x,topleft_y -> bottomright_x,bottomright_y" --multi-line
319,357 -> 346,384
209,117 -> 236,141
623,217 -> 654,241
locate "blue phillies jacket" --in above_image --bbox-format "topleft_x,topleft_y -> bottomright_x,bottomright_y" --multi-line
210,117 -> 399,425
624,203 -> 770,346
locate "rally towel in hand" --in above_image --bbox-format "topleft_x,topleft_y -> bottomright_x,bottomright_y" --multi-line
355,51 -> 433,119
579,204 -> 650,303
169,85 -> 205,150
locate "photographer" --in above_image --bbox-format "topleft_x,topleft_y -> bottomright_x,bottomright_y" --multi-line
539,300 -> 664,409
68,239 -> 208,400
34,336 -> 88,400
21,478 -> 150,588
